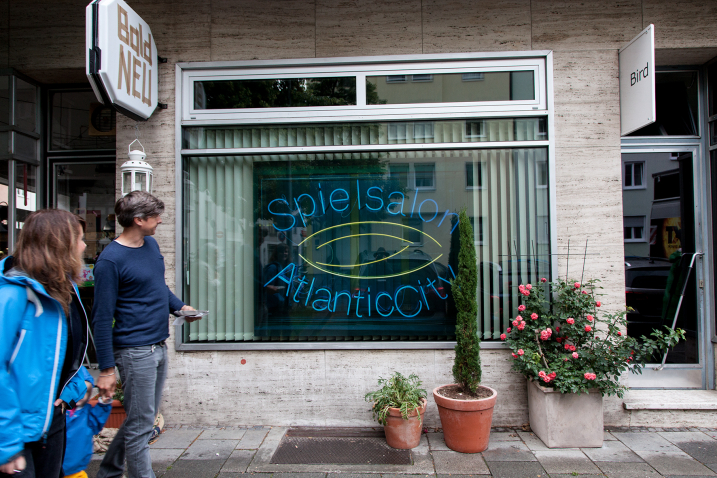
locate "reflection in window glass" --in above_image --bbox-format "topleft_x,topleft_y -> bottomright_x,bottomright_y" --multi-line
51,91 -> 116,150
0,160 -> 8,260
708,62 -> 716,117
367,71 -> 535,105
628,71 -> 699,136
466,162 -> 483,189
14,164 -> 37,237
183,118 -> 548,149
0,76 -> 9,127
194,77 -> 357,109
182,147 -> 549,343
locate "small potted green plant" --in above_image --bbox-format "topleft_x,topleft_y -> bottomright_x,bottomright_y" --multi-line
365,371 -> 427,449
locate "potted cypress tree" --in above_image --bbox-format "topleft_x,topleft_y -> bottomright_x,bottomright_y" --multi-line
433,209 -> 497,453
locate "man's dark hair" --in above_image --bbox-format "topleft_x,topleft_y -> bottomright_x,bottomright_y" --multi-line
115,191 -> 165,228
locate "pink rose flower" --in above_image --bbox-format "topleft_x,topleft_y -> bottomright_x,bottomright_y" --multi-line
507,327 -> 512,333
564,343 -> 571,350
585,325 -> 592,332
512,318 -> 520,327
582,290 -> 588,295
617,331 -> 622,336
521,290 -> 530,296
572,352 -> 579,359
584,372 -> 596,380
500,334 -> 507,340
596,301 -> 601,307
556,337 -> 562,343
556,327 -> 560,332
512,353 -> 518,358
518,284 -> 525,292
517,322 -> 525,331
526,284 -> 532,290
574,281 -> 581,288
518,304 -> 526,312
517,349 -> 524,356
541,277 -> 547,283
566,317 -> 575,325
586,315 -> 594,322
569,345 -> 577,352
531,313 -> 538,321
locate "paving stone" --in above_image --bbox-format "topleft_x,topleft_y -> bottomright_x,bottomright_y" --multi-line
219,474 -> 273,478
664,475 -> 717,478
633,450 -> 716,476
199,428 -> 248,440
236,428 -> 270,449
485,461 -> 548,478
659,432 -> 717,444
481,441 -> 536,462
533,449 -> 601,475
581,440 -> 644,463
516,431 -> 550,451
181,439 -> 237,460
273,474 -> 329,478
151,447 -> 186,476
163,458 -> 224,478
220,449 -> 256,473
704,431 -> 717,440
432,450 -> 491,475
490,432 -> 521,441
708,464 -> 717,473
328,475 -> 374,478
673,441 -> 717,463
85,460 -> 101,477
612,432 -> 682,452
596,462 -> 662,478
427,432 -> 449,451
549,475 -> 605,478
603,431 -> 617,441
152,428 -> 203,449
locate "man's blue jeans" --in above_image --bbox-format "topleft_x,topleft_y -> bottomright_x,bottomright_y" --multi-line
97,342 -> 168,478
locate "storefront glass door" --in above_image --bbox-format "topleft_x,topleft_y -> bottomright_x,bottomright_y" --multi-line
622,149 -> 705,388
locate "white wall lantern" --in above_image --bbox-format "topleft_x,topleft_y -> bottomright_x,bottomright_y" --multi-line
121,139 -> 153,195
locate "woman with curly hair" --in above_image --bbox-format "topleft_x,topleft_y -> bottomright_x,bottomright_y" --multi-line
0,209 -> 91,477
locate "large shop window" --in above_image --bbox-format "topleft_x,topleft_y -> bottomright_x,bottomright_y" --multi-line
182,121 -> 549,343
179,55 -> 552,347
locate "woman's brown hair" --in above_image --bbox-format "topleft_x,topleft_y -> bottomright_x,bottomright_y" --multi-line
14,209 -> 83,314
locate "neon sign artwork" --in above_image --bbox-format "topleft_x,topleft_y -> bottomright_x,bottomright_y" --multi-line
262,178 -> 459,319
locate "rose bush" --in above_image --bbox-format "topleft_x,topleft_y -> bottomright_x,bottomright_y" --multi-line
505,278 -> 684,397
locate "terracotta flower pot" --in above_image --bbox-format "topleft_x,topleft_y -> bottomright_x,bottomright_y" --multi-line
383,398 -> 427,449
433,384 -> 497,453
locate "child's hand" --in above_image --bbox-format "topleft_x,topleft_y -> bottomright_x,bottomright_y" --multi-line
0,455 -> 26,474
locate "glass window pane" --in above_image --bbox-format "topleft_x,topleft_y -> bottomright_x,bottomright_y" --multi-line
50,91 -> 116,151
183,118 -> 548,149
710,122 -> 716,146
0,132 -> 8,160
367,71 -> 535,105
628,71 -> 699,136
123,171 -> 132,194
0,76 -> 9,127
708,62 -> 716,117
12,131 -> 38,164
134,172 -> 146,192
182,147 -> 550,343
625,163 -> 633,186
0,160 -> 8,260
634,163 -> 643,186
14,79 -> 36,133
414,163 -> 435,188
194,77 -> 357,109
465,162 -> 474,187
15,164 -> 37,238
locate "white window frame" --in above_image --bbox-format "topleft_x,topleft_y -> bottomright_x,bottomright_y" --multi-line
623,161 -> 646,189
413,163 -> 436,190
175,51 -> 556,351
179,54 -> 548,125
624,215 -> 647,243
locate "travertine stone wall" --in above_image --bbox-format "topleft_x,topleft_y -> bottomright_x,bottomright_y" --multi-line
2,0 -> 715,426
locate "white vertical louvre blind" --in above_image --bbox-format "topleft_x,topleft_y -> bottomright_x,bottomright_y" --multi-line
183,120 -> 548,343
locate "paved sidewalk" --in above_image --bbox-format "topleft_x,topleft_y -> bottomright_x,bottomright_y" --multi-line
86,426 -> 717,478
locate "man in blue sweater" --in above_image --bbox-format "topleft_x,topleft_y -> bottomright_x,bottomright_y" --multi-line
92,191 -> 200,478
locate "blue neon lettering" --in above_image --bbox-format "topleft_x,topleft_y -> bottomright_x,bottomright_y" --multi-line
333,290 -> 352,314
318,183 -> 326,214
375,292 -> 394,317
268,198 -> 295,231
394,286 -> 422,318
293,194 -> 316,227
263,263 -> 296,289
366,187 -> 384,211
418,279 -> 430,310
293,275 -> 308,303
438,210 -> 459,233
386,192 -> 406,216
312,288 -> 332,311
419,199 -> 438,223
329,188 -> 349,212
356,180 -> 361,209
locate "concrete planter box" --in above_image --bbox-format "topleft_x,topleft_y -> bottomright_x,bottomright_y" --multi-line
527,379 -> 603,448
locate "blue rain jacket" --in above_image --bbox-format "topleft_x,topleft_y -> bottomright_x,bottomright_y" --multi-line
0,257 -> 87,466
62,366 -> 111,476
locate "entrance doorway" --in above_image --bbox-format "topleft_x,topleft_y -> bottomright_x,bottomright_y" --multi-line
621,149 -> 706,388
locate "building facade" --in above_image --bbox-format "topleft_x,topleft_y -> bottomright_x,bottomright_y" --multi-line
1,0 -> 716,427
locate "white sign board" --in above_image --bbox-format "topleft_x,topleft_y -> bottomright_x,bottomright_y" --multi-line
619,25 -> 656,136
86,0 -> 158,121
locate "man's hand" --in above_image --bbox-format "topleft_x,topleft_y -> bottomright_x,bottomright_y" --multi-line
97,368 -> 117,401
0,455 -> 26,474
180,305 -> 203,323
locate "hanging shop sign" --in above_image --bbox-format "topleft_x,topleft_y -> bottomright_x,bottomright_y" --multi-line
619,24 -> 656,136
86,0 -> 158,121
